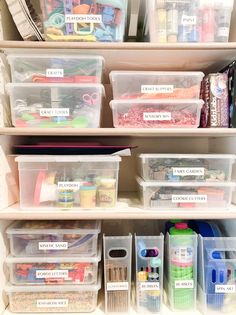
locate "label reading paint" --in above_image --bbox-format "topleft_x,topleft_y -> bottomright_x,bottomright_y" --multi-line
46,69 -> 64,78
36,270 -> 69,279
141,85 -> 174,94
65,14 -> 102,23
175,280 -> 194,289
181,15 -> 197,25
172,167 -> 205,177
143,112 -> 171,121
40,108 -> 70,117
37,299 -> 68,308
107,282 -> 129,291
215,285 -> 236,294
58,182 -> 81,190
217,27 -> 229,37
140,282 -> 160,291
172,195 -> 207,203
38,242 -> 68,251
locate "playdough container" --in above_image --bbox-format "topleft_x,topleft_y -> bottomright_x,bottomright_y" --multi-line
39,0 -> 128,42
6,83 -> 104,128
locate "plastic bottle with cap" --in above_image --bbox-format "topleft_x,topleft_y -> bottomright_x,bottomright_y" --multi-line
199,0 -> 215,42
215,0 -> 234,42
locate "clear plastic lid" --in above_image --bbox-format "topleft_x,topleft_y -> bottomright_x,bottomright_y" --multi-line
139,154 -> 236,160
110,71 -> 205,80
110,99 -> 204,108
15,155 -> 122,163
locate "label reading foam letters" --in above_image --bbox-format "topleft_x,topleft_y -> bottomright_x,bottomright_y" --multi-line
38,242 -> 68,251
172,195 -> 207,203
36,270 -> 69,279
65,14 -> 102,23
37,299 -> 68,308
107,282 -> 129,291
141,85 -> 174,94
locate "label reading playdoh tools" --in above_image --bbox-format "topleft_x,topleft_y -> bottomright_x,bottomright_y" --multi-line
141,85 -> 174,94
181,15 -> 197,25
172,195 -> 207,203
46,69 -> 64,78
38,242 -> 68,251
107,282 -> 129,291
65,14 -> 102,23
143,112 -> 171,121
175,280 -> 194,289
58,182 -> 81,190
40,108 -> 70,117
36,270 -> 69,279
140,282 -> 160,291
215,285 -> 236,293
37,299 -> 68,308
172,168 -> 205,176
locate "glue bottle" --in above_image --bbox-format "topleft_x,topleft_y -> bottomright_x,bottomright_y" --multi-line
167,2 -> 178,43
155,0 -> 167,43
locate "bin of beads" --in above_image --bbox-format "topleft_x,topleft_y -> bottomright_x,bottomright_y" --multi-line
138,154 -> 236,182
110,99 -> 203,128
6,220 -> 101,257
7,53 -> 104,83
39,0 -> 128,42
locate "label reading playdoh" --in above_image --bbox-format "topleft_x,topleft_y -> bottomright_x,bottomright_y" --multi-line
172,195 -> 207,203
175,280 -> 194,289
37,299 -> 68,308
46,69 -> 64,78
38,242 -> 68,251
39,108 -> 70,117
140,282 -> 160,291
65,14 -> 102,23
141,85 -> 174,94
143,112 -> 172,121
107,282 -> 129,291
172,167 -> 205,177
215,285 -> 236,294
181,15 -> 197,25
58,182 -> 81,190
36,270 -> 69,279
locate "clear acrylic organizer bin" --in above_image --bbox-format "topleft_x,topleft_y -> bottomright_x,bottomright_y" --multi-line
16,155 -> 121,210
198,235 -> 236,314
135,235 -> 164,314
138,154 -> 236,182
103,234 -> 132,314
6,220 -> 101,257
165,232 -> 198,312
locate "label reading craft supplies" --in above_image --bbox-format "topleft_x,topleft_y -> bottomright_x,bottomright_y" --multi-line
181,15 -> 197,25
58,182 -> 81,190
172,167 -> 205,177
65,14 -> 102,23
172,195 -> 207,203
46,69 -> 64,78
143,112 -> 172,121
175,280 -> 194,289
107,282 -> 129,291
215,285 -> 236,294
140,282 -> 160,291
36,270 -> 69,279
40,108 -> 70,117
37,299 -> 68,308
38,242 -> 68,251
141,85 -> 174,94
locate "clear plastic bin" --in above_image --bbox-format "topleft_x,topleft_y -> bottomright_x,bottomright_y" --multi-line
137,177 -> 236,210
6,245 -> 101,285
5,275 -> 101,313
198,235 -> 236,315
135,234 -> 164,314
103,234 -> 132,314
6,220 -> 101,257
138,154 -> 236,182
109,71 -> 204,100
110,99 -> 203,128
7,54 -> 104,83
7,83 -> 104,128
39,0 -> 128,42
147,0 -> 234,43
15,155 -> 121,210
165,232 -> 198,311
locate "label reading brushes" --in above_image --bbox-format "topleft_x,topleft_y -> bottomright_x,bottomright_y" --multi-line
107,282 -> 129,291
139,282 -> 160,291
175,280 -> 194,289
215,285 -> 236,293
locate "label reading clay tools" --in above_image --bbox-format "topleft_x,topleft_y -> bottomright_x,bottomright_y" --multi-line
40,108 -> 70,117
175,280 -> 194,289
140,282 -> 160,291
65,14 -> 102,23
58,182 -> 81,190
36,270 -> 69,279
143,112 -> 171,121
141,85 -> 174,94
46,69 -> 64,78
37,299 -> 68,308
38,242 -> 68,251
107,282 -> 129,291
181,15 -> 197,25
172,195 -> 207,203
215,285 -> 236,294
172,168 -> 205,177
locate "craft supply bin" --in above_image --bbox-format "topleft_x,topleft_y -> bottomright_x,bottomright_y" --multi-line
39,0 -> 128,42
109,71 -> 204,100
5,276 -> 101,313
137,177 -> 236,210
110,99 -> 203,128
138,154 -> 236,182
7,54 -> 104,83
6,220 -> 101,257
103,234 -> 132,314
165,232 -> 198,311
15,155 -> 121,210
147,0 -> 234,43
7,83 -> 104,128
135,235 -> 164,314
198,235 -> 236,315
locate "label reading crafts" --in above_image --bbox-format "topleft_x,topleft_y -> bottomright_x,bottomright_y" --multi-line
141,85 -> 174,94
38,242 -> 68,251
65,14 -> 102,23
172,167 -> 205,176
172,195 -> 207,203
40,108 -> 70,117
46,69 -> 64,78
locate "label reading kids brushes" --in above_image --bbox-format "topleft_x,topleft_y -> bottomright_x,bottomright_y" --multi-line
40,108 -> 70,117
143,112 -> 171,121
65,14 -> 102,23
141,85 -> 174,94
38,242 -> 68,251
36,270 -> 69,279
107,282 -> 129,291
46,69 -> 64,78
172,168 -> 205,176
58,182 -> 81,190
37,299 -> 68,308
172,195 -> 207,203
140,282 -> 160,291
175,280 -> 194,289
215,285 -> 236,293
181,15 -> 197,25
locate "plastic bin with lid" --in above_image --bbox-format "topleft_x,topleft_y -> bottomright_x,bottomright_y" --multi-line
7,83 -> 104,128
109,71 -> 204,100
138,154 -> 236,182
6,220 -> 101,257
110,99 -> 203,128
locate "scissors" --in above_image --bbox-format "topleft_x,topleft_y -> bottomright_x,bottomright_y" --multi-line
83,93 -> 99,105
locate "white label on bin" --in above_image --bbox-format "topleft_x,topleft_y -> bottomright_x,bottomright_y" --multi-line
172,167 -> 205,176
181,15 -> 197,25
140,282 -> 160,291
217,27 -> 229,37
143,112 -> 171,121
38,242 -> 68,251
172,195 -> 207,203
215,285 -> 236,293
37,299 -> 68,308
175,280 -> 194,289
65,14 -> 102,23
39,108 -> 70,117
36,270 -> 69,279
107,282 -> 129,291
46,69 -> 64,78
58,182 -> 81,190
141,85 -> 174,94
